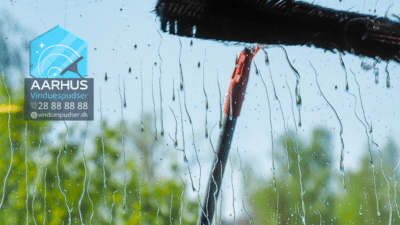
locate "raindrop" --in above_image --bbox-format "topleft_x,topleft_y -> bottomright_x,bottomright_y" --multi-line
123,77 -> 127,107
140,61 -> 144,133
339,51 -> 349,91
370,122 -> 373,133
385,62 -> 390,88
192,25 -> 197,37
179,39 -> 184,90
361,58 -> 373,71
374,67 -> 379,84
172,78 -> 175,101
374,0 -> 379,13
202,50 -> 208,138
254,63 -> 259,75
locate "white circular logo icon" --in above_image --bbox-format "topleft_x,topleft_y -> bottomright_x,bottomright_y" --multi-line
31,111 -> 37,119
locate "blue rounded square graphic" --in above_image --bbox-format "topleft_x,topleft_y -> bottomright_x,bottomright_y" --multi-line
30,26 -> 88,78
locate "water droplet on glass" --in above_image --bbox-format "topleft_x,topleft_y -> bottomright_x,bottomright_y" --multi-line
374,68 -> 379,84
361,60 -> 373,71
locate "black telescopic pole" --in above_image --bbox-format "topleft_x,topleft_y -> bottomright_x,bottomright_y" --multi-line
198,46 -> 259,225
199,114 -> 236,225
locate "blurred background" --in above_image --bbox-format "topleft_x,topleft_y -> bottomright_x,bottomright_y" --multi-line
0,0 -> 400,224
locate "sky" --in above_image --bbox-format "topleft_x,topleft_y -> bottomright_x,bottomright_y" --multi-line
1,0 -> 400,220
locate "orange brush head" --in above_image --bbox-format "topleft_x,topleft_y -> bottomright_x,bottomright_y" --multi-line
223,46 -> 259,118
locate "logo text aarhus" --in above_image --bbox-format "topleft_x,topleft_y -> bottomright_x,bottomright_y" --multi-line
30,79 -> 88,91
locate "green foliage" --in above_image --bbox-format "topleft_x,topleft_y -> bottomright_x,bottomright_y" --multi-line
334,140 -> 400,224
249,128 -> 334,224
248,127 -> 400,224
0,77 -> 198,224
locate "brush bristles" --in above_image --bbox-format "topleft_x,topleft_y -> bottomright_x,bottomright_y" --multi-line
156,0 -> 400,63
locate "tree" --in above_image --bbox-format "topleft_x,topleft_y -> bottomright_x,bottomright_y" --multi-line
334,139 -> 400,224
247,127 -> 400,224
248,128 -> 337,224
0,74 -> 198,224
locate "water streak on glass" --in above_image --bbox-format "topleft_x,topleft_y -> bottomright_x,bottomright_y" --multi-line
157,30 -> 164,137
0,64 -> 13,210
203,50 -> 209,138
258,66 -> 277,191
151,66 -> 158,141
118,75 -> 127,214
1,0 -> 400,224
285,74 -> 306,224
351,70 -> 381,216
237,148 -> 252,225
338,51 -> 349,91
312,62 -> 346,190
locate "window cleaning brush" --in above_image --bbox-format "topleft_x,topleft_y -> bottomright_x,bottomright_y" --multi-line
155,0 -> 400,63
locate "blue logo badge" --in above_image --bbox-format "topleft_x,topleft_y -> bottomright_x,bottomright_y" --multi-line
29,25 -> 88,78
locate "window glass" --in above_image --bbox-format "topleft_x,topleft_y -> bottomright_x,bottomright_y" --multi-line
0,0 -> 399,224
